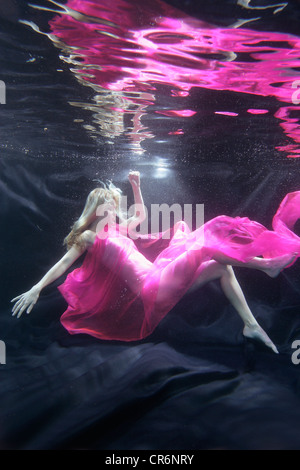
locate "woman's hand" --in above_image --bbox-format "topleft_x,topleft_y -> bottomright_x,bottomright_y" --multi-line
11,285 -> 41,318
128,170 -> 140,188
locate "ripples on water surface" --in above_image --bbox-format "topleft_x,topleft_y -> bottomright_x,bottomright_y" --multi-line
1,0 -> 300,163
2,0 -> 300,451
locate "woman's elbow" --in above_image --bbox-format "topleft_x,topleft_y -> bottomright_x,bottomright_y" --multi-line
62,245 -> 85,268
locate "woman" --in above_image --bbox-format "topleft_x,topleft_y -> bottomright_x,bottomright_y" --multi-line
11,171 -> 299,354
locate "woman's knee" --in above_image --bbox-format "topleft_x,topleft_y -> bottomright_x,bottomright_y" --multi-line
219,264 -> 234,278
212,262 -> 232,278
195,260 -> 227,285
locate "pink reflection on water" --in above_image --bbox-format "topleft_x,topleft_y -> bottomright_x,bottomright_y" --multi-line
247,109 -> 269,114
155,109 -> 196,117
275,107 -> 300,158
168,129 -> 184,135
215,111 -> 239,117
49,0 -> 300,157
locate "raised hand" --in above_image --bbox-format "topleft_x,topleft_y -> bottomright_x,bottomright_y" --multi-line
128,170 -> 140,188
11,286 -> 41,318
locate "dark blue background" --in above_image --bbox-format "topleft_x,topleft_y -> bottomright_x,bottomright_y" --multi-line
1,0 -> 300,450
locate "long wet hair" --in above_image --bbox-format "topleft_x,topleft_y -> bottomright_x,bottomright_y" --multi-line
64,181 -> 123,250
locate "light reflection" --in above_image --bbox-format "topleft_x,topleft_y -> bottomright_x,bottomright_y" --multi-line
153,157 -> 172,179
237,0 -> 287,15
154,167 -> 170,179
24,0 -> 300,157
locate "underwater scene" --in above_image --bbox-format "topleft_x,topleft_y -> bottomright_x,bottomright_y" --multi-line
2,0 -> 300,451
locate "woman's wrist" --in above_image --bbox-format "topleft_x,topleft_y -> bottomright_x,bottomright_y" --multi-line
33,283 -> 42,293
131,183 -> 141,192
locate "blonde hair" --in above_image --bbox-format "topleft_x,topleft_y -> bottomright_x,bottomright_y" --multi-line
64,181 -> 122,250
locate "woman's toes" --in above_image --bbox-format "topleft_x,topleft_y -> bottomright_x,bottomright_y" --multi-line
243,324 -> 279,354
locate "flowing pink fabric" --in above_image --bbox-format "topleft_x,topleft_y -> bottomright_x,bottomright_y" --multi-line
58,192 -> 300,342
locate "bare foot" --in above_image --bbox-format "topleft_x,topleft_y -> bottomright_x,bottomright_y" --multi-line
243,324 -> 279,354
265,252 -> 298,278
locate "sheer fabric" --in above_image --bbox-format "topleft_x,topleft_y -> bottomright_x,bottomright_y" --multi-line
58,192 -> 300,341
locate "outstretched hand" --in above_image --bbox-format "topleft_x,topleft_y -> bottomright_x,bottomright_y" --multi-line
128,170 -> 140,188
11,286 -> 40,318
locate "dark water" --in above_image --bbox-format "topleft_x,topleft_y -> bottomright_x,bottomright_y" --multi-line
1,0 -> 300,450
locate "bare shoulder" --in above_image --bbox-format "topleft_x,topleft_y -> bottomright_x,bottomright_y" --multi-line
81,230 -> 97,247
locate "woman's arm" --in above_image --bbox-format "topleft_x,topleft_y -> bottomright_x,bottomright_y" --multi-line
126,171 -> 146,230
11,231 -> 92,318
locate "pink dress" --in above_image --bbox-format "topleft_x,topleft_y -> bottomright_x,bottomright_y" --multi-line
58,191 -> 300,341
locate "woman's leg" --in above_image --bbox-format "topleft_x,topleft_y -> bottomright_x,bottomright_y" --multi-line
189,261 -> 257,327
210,250 -> 298,278
122,242 -> 294,352
157,246 -> 296,304
190,261 -> 279,353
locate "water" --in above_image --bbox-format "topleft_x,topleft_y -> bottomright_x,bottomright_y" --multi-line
1,0 -> 300,450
